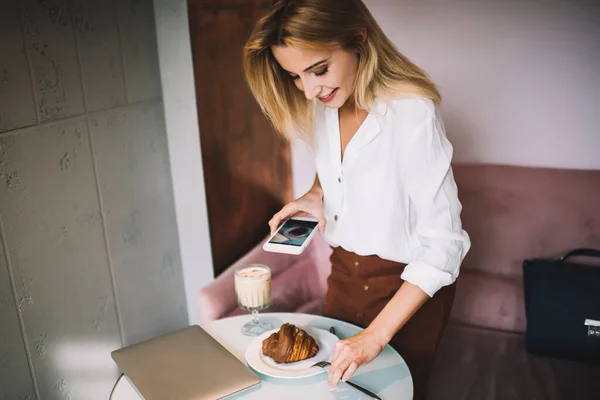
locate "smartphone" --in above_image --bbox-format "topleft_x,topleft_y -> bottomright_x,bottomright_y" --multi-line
262,216 -> 319,255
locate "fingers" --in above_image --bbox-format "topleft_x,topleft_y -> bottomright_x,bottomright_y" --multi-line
268,203 -> 298,235
268,217 -> 280,236
341,361 -> 359,382
329,356 -> 357,387
329,340 -> 343,367
328,360 -> 346,387
329,341 -> 351,387
317,217 -> 326,234
268,203 -> 325,235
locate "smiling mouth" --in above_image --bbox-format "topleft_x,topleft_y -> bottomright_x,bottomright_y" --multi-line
318,88 -> 338,102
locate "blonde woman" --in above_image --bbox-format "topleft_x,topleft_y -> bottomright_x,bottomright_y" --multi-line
243,1 -> 470,398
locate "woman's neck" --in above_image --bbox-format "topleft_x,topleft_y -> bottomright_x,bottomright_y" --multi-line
340,97 -> 359,114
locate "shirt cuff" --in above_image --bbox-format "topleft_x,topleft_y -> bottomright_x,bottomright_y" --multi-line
400,260 -> 456,297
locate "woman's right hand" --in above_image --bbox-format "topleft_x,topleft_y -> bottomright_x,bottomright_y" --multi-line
269,188 -> 326,235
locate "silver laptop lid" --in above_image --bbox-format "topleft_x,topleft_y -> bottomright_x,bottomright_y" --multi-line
111,325 -> 260,400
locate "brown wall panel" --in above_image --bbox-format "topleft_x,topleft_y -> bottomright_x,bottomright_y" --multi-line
189,0 -> 292,276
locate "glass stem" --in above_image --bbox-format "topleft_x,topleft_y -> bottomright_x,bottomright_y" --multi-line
251,309 -> 259,325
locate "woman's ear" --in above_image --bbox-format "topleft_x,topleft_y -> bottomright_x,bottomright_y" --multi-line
359,29 -> 367,44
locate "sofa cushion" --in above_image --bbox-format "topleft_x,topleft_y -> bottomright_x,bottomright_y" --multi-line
451,270 -> 526,333
296,298 -> 325,315
224,254 -> 327,318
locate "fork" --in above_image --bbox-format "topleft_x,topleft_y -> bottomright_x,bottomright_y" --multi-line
312,360 -> 383,399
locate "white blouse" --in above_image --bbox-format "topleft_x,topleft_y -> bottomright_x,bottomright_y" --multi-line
310,97 -> 471,297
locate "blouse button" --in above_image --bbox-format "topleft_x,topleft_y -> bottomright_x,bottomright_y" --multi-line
363,284 -> 370,291
338,177 -> 341,183
354,261 -> 359,267
334,215 -> 338,221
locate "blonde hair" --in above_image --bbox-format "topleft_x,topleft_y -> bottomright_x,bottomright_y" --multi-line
243,0 -> 441,141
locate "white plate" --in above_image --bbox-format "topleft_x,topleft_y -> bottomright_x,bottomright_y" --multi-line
245,326 -> 339,379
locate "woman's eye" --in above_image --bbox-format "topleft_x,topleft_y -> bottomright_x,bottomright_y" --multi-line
314,66 -> 329,77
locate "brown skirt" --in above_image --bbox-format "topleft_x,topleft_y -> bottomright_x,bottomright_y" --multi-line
323,246 -> 456,400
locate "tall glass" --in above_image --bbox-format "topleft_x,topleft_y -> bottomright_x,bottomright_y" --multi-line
234,264 -> 273,336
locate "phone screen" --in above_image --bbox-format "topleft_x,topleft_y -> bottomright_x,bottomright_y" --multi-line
269,219 -> 318,246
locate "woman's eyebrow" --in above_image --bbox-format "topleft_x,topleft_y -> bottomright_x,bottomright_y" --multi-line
283,58 -> 330,76
303,58 -> 330,72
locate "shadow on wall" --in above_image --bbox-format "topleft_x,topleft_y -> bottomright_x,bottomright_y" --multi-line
208,172 -> 286,277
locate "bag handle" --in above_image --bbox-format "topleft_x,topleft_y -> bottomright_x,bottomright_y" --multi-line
560,248 -> 600,262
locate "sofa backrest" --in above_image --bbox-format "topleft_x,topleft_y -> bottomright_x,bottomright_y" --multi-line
449,164 -> 600,332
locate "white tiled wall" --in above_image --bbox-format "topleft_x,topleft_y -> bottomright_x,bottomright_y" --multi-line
0,0 -> 187,398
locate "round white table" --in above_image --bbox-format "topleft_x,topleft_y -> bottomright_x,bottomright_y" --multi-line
110,312 -> 413,399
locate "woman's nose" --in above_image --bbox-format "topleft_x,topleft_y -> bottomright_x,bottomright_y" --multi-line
301,77 -> 320,100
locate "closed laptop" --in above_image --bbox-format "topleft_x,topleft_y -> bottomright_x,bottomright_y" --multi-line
111,325 -> 261,399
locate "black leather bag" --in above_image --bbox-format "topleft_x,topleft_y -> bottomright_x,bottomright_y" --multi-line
523,248 -> 600,365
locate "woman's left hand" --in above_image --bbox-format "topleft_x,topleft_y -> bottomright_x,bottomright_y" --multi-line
328,328 -> 388,387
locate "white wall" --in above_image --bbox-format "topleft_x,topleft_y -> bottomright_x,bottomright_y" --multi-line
0,0 -> 187,398
153,0 -> 214,326
293,0 -> 600,197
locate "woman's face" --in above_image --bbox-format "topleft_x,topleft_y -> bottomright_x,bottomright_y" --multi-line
272,44 -> 359,109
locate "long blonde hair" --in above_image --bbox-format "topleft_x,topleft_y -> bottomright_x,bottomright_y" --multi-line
243,0 -> 441,141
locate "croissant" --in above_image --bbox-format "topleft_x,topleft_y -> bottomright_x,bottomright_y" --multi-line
262,323 -> 319,363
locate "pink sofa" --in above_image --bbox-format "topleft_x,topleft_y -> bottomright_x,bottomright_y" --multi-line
198,232 -> 332,322
198,164 -> 600,399
428,164 -> 600,399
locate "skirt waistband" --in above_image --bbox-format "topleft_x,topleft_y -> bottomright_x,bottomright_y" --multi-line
330,246 -> 407,278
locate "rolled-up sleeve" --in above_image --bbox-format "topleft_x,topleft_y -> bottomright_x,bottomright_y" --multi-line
400,109 -> 471,297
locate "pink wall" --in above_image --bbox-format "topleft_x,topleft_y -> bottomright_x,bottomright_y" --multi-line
293,0 -> 600,198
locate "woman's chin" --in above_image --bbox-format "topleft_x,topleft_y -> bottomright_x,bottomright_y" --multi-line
321,96 -> 348,109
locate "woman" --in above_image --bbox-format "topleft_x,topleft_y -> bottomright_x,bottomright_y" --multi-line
243,1 -> 470,398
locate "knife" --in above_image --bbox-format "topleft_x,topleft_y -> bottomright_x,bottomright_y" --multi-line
329,326 -> 383,400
